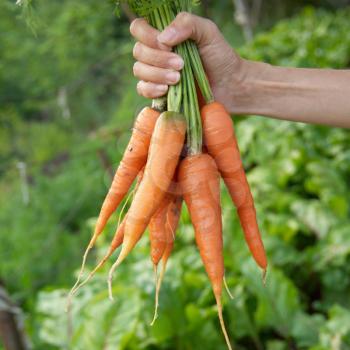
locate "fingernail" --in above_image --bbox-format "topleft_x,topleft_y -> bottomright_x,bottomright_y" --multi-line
156,84 -> 168,93
158,27 -> 177,44
166,71 -> 180,84
169,57 -> 184,70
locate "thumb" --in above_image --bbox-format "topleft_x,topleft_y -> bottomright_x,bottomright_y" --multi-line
157,12 -> 217,48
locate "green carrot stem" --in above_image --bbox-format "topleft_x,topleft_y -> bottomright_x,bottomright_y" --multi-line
161,3 -> 202,153
154,6 -> 182,113
186,41 -> 214,103
186,53 -> 202,154
171,0 -> 213,103
182,51 -> 191,152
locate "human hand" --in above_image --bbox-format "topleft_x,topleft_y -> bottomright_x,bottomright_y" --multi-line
130,12 -> 245,112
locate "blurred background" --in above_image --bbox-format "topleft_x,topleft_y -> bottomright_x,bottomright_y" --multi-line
1,0 -> 350,349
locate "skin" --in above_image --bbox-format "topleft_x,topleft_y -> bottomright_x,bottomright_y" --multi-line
130,12 -> 350,128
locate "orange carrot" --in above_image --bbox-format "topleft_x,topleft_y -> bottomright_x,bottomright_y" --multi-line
151,191 -> 183,326
70,217 -> 126,297
149,175 -> 182,268
68,108 -> 159,294
179,153 -> 232,350
201,102 -> 267,274
162,194 -> 182,264
93,107 -> 160,244
67,169 -> 145,305
149,194 -> 171,326
108,112 -> 186,298
149,196 -> 171,268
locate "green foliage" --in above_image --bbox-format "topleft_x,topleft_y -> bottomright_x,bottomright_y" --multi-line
1,3 -> 350,350
0,0 -> 135,299
240,7 -> 350,68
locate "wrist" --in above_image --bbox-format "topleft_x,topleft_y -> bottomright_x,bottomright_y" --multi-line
226,58 -> 350,127
229,59 -> 273,115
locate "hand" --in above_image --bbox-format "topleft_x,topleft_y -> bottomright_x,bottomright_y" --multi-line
130,12 -> 244,112
131,12 -> 350,127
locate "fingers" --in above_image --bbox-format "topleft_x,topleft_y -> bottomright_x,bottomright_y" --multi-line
137,81 -> 168,99
130,13 -> 218,100
133,42 -> 184,70
133,62 -> 181,85
130,18 -> 170,51
158,12 -> 218,48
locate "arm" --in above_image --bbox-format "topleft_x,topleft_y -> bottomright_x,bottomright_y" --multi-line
234,61 -> 350,128
130,12 -> 350,128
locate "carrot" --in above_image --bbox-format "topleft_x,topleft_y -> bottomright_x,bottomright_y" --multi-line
149,176 -> 182,268
93,107 -> 160,243
66,169 -> 145,308
162,194 -> 182,264
201,102 -> 267,275
70,217 -> 126,296
149,195 -> 170,326
108,111 -> 186,298
178,153 -> 232,350
151,192 -> 183,326
69,107 -> 160,294
149,196 -> 171,268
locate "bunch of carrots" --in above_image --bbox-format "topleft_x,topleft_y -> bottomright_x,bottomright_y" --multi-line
67,1 -> 267,349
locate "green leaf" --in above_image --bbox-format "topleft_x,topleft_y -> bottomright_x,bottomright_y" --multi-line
317,305 -> 350,349
242,262 -> 302,337
291,312 -> 325,348
291,200 -> 336,239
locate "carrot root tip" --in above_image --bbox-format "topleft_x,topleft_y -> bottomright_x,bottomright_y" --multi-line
215,295 -> 233,350
223,277 -> 234,300
108,257 -> 122,300
65,294 -> 72,314
108,277 -> 115,301
150,264 -> 160,326
150,312 -> 158,326
262,268 -> 267,286
69,254 -> 111,303
65,242 -> 94,312
107,276 -> 114,301
151,260 -> 168,326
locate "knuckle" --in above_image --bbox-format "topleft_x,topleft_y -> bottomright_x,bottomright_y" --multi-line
207,19 -> 218,33
177,11 -> 192,26
154,52 -> 169,67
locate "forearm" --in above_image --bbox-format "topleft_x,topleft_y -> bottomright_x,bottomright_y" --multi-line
232,60 -> 350,128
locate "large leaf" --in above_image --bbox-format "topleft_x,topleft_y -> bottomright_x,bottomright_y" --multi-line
242,262 -> 302,337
